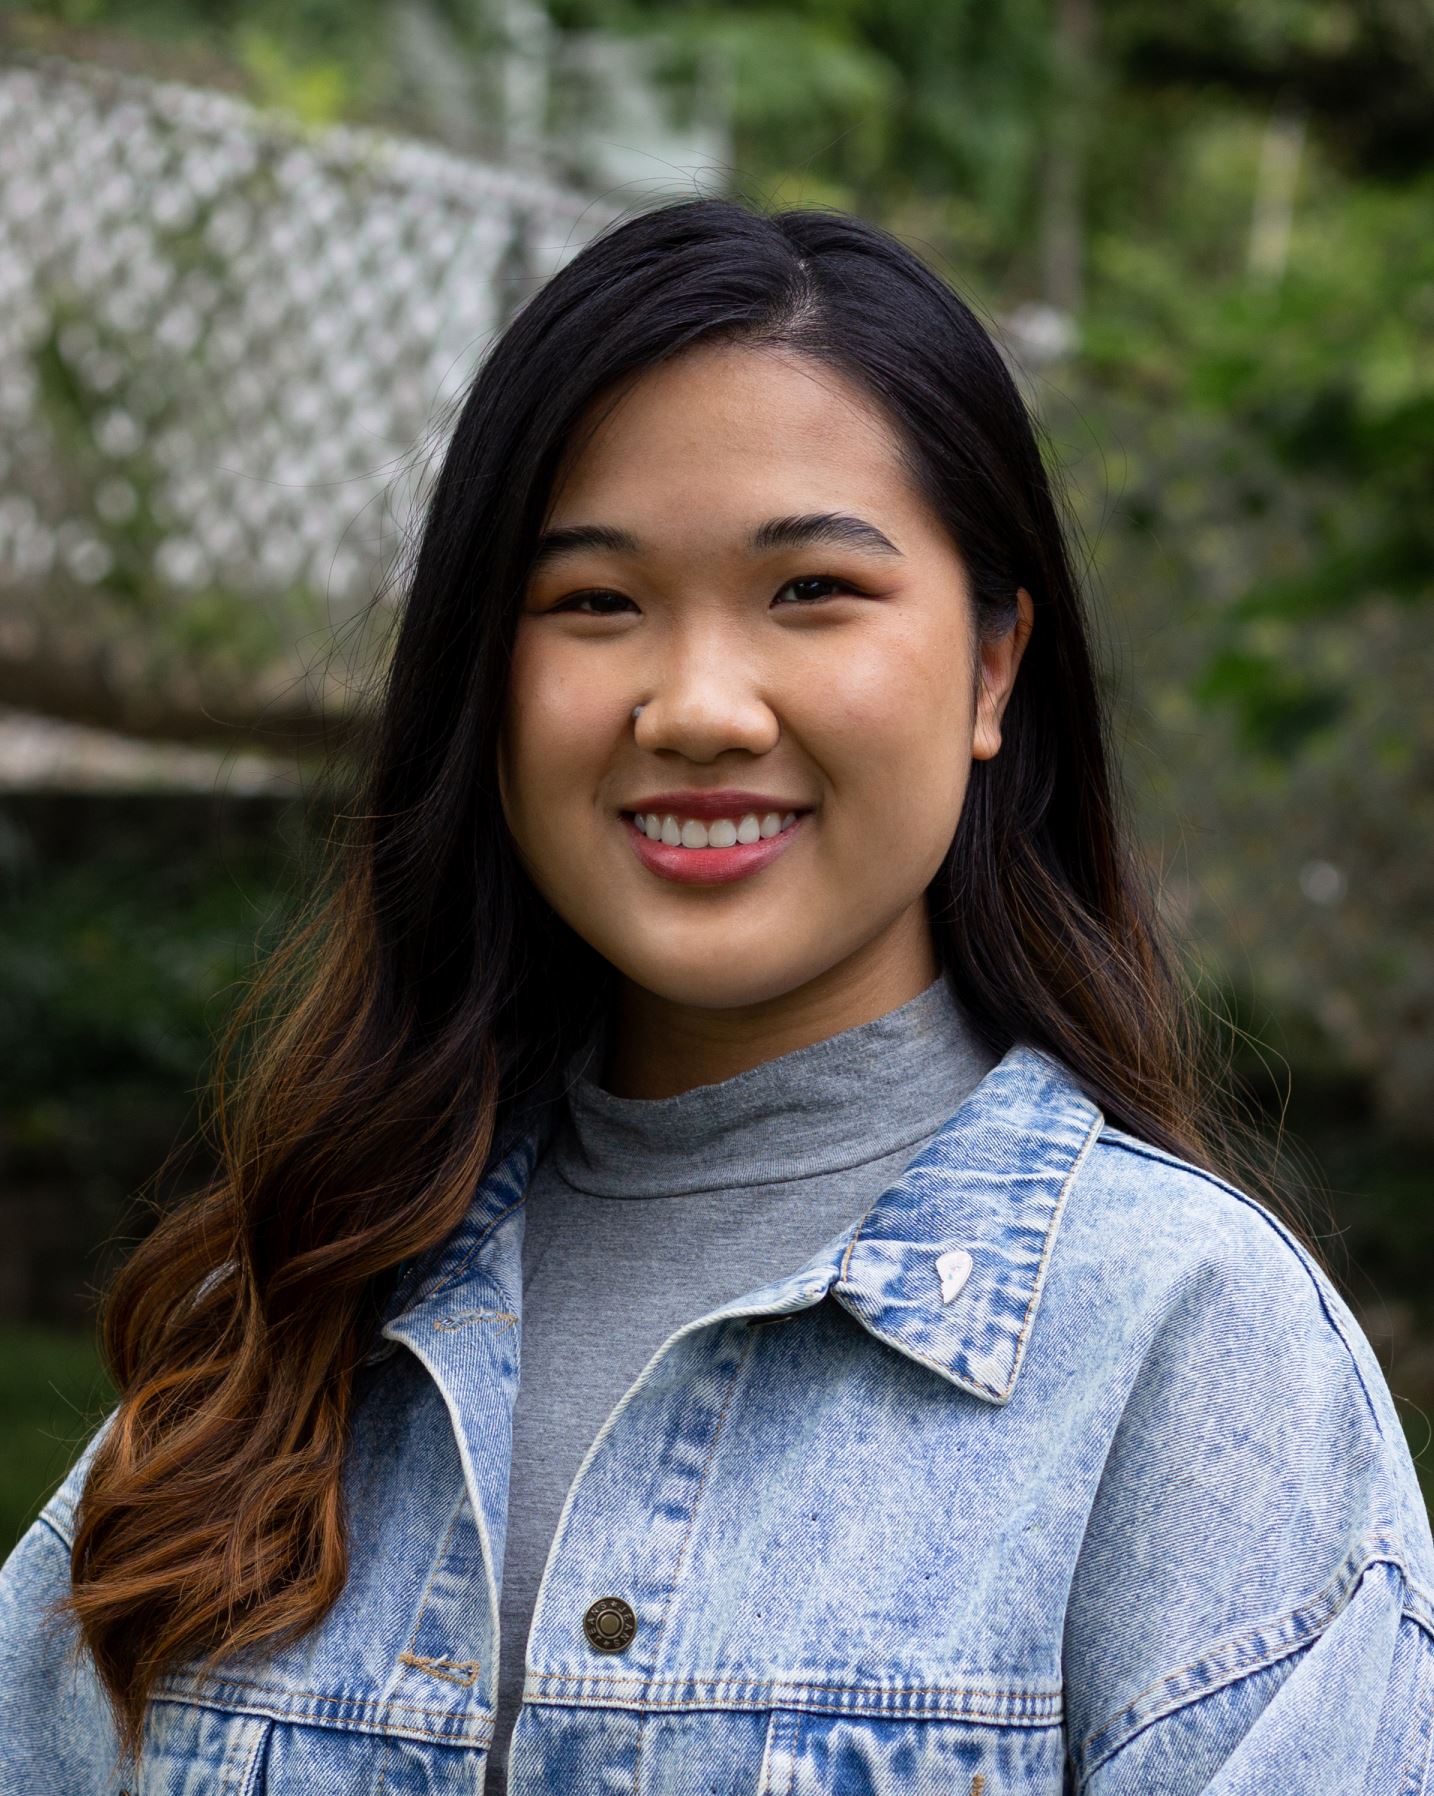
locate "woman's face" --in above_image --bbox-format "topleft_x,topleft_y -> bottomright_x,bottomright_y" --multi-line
498,342 -> 1031,1019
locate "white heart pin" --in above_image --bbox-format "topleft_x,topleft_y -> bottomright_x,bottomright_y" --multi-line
935,1248 -> 973,1304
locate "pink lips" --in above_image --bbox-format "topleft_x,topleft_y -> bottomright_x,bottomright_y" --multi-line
621,812 -> 807,885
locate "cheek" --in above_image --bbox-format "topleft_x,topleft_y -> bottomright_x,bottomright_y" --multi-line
501,638 -> 610,824
813,636 -> 972,846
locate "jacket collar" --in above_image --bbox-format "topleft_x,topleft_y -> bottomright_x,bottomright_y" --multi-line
373,1039 -> 1105,1407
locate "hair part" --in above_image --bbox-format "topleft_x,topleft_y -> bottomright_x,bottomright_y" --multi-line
50,196 -> 1321,1767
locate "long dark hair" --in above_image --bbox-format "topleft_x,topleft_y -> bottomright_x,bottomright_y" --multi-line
51,196 -> 1314,1765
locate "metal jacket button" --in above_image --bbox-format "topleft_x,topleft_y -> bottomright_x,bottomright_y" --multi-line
583,1596 -> 636,1653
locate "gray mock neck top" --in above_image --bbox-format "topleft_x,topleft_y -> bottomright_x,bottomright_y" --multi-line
487,972 -> 1001,1789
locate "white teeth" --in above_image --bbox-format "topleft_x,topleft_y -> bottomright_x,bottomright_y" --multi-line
633,810 -> 801,847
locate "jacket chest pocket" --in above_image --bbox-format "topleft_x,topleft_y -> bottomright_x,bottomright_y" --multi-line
757,1707 -> 1069,1796
132,1699 -> 269,1795
136,1697 -> 487,1795
514,1703 -> 1069,1796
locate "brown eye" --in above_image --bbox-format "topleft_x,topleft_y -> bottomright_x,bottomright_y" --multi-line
552,590 -> 636,616
773,575 -> 862,606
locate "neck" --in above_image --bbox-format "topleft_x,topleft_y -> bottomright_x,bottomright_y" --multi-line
600,911 -> 941,1100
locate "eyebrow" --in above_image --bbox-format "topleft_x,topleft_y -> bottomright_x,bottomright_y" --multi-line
529,511 -> 903,569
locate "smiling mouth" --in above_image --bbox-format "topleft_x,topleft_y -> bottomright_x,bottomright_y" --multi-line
620,809 -> 802,849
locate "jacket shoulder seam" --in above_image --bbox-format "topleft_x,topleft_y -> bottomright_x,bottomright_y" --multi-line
1095,1130 -> 1265,1208
1093,1130 -> 1402,1459
35,1506 -> 74,1554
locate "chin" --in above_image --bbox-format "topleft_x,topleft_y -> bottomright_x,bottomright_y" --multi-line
608,943 -> 833,1015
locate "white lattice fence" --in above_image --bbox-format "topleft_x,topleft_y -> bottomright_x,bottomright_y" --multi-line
0,50 -> 615,744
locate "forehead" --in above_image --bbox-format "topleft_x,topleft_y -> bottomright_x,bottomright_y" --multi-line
546,343 -> 920,528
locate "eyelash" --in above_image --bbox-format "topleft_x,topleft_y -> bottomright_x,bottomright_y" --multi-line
549,574 -> 865,616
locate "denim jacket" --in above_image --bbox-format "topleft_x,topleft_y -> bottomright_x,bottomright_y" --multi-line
4,1042 -> 1433,1794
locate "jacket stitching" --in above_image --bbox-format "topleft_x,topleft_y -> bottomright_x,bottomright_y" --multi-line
635,1323 -> 758,1790
1396,1619 -> 1434,1796
391,1122 -> 537,1318
1073,1547 -> 1410,1779
526,1669 -> 1061,1700
237,1712 -> 271,1796
397,1654 -> 482,1688
395,1488 -> 469,1670
151,1686 -> 492,1744
757,1706 -> 801,1796
429,1193 -> 526,1302
839,1321 -> 1006,1400
153,1671 -> 485,1725
1012,1106 -> 1102,1375
432,1309 -> 517,1332
389,1487 -> 486,1702
836,1185 -> 879,1286
519,1687 -> 1062,1722
37,1509 -> 73,1555
1407,1584 -> 1434,1641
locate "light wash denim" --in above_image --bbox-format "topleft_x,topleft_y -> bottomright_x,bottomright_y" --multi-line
3,1042 -> 1433,1793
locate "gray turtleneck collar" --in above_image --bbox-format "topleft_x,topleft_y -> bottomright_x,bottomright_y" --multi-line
549,971 -> 999,1196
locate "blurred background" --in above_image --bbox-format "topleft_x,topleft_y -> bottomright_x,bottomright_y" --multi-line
1,0 -> 1430,1548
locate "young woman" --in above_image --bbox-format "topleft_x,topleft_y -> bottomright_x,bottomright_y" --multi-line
2,199 -> 1430,1795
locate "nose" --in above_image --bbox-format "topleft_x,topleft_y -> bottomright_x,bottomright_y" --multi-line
632,642 -> 781,763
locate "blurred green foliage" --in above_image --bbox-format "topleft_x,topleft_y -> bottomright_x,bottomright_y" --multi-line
0,799 -> 302,1332
0,1326 -> 115,1553
2,810 -> 290,1135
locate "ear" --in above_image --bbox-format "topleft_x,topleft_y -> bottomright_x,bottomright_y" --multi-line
971,588 -> 1034,762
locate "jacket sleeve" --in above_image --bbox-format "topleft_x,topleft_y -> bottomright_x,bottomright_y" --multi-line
0,1409 -> 128,1793
1062,1180 -> 1434,1796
